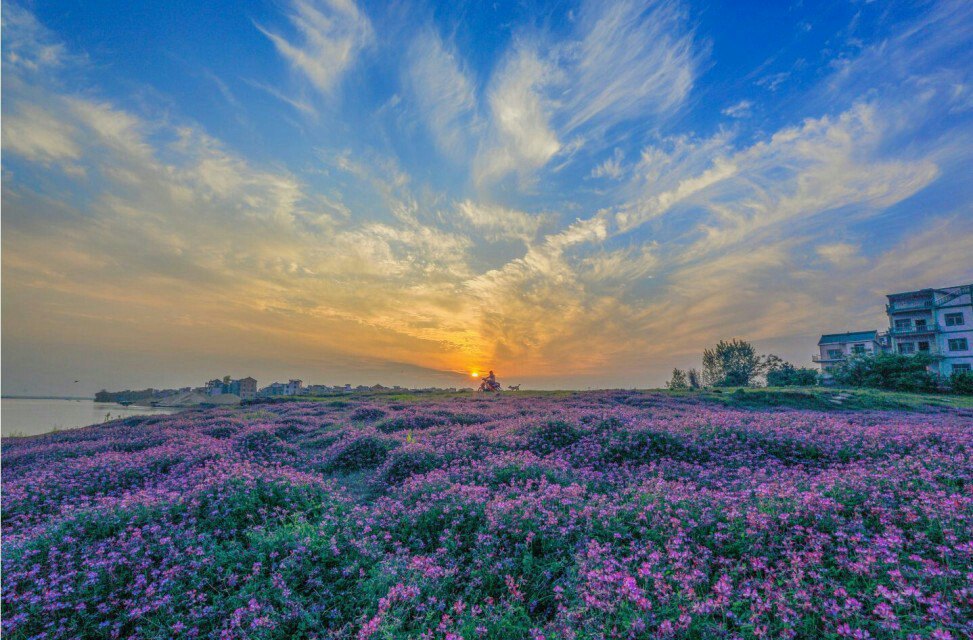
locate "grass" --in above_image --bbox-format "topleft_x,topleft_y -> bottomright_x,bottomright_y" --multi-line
254,386 -> 973,413
678,385 -> 973,411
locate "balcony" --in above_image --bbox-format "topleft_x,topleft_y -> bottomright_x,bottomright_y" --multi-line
887,300 -> 934,313
812,354 -> 846,363
889,324 -> 941,336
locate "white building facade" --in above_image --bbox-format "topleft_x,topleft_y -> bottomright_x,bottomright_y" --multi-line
886,284 -> 973,376
814,330 -> 887,378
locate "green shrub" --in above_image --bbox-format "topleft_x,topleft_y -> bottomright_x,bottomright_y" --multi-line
320,435 -> 397,473
950,370 -> 973,395
525,420 -> 584,455
766,365 -> 819,387
351,407 -> 387,422
601,429 -> 706,464
376,414 -> 445,433
832,353 -> 940,392
375,445 -> 443,486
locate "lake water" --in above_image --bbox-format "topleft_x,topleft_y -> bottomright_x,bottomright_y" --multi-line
1,398 -> 181,437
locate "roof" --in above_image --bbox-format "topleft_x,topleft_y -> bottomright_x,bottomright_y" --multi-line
887,283 -> 972,300
818,330 -> 878,345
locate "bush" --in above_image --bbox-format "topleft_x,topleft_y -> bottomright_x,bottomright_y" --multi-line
601,429 -> 706,464
950,370 -> 973,395
832,353 -> 940,392
320,434 -> 397,473
525,420 -> 584,455
351,407 -> 387,422
766,365 -> 819,387
376,414 -> 445,433
375,445 -> 443,486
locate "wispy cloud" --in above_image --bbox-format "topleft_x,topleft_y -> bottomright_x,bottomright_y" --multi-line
1,1 -> 71,72
2,103 -> 82,166
561,0 -> 698,133
404,28 -> 478,160
256,0 -> 372,96
816,242 -> 866,268
721,99 -> 753,118
454,200 -> 547,244
474,43 -> 561,186
590,148 -> 625,180
244,78 -> 317,116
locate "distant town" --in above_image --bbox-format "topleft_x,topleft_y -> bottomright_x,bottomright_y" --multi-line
94,378 -> 473,407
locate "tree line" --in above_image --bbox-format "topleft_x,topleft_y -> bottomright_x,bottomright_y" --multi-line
666,339 -> 818,390
666,338 -> 973,394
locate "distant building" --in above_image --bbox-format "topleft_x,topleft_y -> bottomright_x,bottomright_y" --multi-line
814,283 -> 973,378
258,379 -> 303,397
814,331 -> 887,378
304,384 -> 332,395
205,376 -> 258,399
235,377 -> 258,400
285,379 -> 303,395
886,284 -> 973,376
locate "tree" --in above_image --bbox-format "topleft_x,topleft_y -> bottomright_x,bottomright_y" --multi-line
832,353 -> 939,392
666,368 -> 688,390
702,339 -> 764,387
687,368 -> 701,389
766,363 -> 819,387
763,354 -> 786,374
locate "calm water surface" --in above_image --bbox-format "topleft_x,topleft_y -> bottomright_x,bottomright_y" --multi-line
1,398 -> 180,437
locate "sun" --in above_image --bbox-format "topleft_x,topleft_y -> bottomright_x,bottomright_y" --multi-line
471,372 -> 479,378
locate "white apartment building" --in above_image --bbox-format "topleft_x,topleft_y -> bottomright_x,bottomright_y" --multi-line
886,284 -> 973,376
814,330 -> 887,378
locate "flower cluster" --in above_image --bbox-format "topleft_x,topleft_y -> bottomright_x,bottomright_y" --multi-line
3,392 -> 971,639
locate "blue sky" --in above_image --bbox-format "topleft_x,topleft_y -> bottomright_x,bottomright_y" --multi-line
3,0 -> 973,394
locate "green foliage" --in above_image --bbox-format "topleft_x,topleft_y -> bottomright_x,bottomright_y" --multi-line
525,420 -> 584,455
687,368 -> 701,389
351,407 -> 387,422
320,435 -> 397,473
376,414 -> 446,433
766,363 -> 819,387
950,370 -> 973,395
831,352 -> 940,392
666,368 -> 689,390
376,446 -> 443,486
601,428 -> 707,464
702,339 -> 764,387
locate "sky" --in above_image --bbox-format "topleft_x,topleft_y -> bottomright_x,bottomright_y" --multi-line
2,0 -> 973,395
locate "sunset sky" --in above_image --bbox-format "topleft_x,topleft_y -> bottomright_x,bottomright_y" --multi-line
3,0 -> 973,395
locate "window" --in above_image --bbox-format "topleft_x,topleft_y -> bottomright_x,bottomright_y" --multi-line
899,343 -> 915,354
953,364 -> 972,373
827,349 -> 842,358
948,338 -> 969,351
852,344 -> 866,354
914,319 -> 927,330
917,341 -> 930,352
945,312 -> 965,327
894,319 -> 912,330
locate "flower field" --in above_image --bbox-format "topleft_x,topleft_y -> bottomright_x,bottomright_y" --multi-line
2,391 -> 972,639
